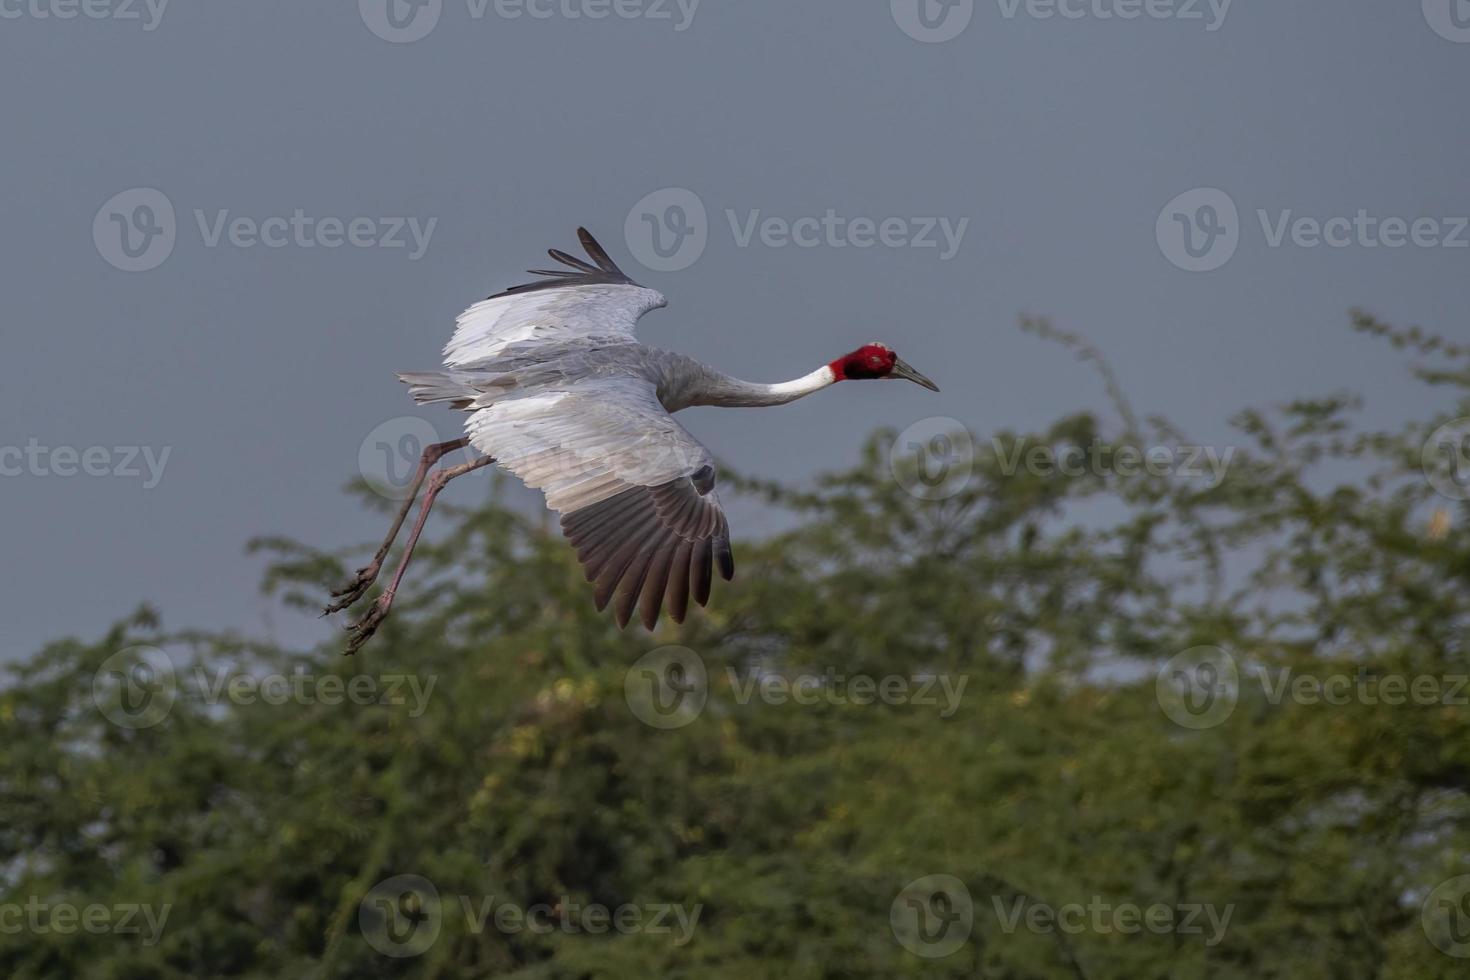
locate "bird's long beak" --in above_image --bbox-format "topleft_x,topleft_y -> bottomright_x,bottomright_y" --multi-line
892,357 -> 940,392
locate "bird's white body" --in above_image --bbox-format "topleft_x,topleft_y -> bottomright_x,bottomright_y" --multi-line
397,230 -> 836,629
383,228 -> 931,632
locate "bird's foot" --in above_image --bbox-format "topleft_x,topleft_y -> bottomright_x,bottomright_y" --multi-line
322,562 -> 383,616
342,592 -> 394,656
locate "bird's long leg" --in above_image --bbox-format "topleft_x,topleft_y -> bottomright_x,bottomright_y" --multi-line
343,453 -> 495,655
324,437 -> 470,616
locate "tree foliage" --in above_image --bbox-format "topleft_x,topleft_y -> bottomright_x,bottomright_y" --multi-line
3,315 -> 1469,979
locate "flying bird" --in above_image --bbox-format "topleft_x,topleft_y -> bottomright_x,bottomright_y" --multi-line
328,228 -> 938,652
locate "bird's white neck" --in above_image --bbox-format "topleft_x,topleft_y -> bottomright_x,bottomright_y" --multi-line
697,365 -> 837,408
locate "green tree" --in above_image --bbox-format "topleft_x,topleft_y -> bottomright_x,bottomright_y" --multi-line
2,314 -> 1467,979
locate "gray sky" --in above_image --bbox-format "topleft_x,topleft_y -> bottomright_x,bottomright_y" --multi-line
3,1 -> 1467,659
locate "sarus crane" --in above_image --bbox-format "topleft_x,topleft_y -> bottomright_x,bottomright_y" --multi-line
328,228 -> 939,652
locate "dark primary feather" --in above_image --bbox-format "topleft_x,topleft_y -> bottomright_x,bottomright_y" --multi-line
548,247 -> 599,274
492,227 -> 645,299
577,226 -> 630,277
561,477 -> 734,630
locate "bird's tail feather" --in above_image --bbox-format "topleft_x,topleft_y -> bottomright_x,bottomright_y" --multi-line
397,371 -> 478,408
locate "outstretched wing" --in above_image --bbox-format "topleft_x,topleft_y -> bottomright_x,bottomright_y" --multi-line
466,377 -> 734,630
444,228 -> 667,368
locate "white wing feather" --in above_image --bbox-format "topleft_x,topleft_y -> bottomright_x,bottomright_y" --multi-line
443,283 -> 666,368
465,377 -> 714,514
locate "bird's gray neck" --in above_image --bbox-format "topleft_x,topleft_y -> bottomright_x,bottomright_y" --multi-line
693,365 -> 837,408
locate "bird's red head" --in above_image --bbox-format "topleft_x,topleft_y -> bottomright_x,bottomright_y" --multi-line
831,343 -> 898,380
828,343 -> 940,391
